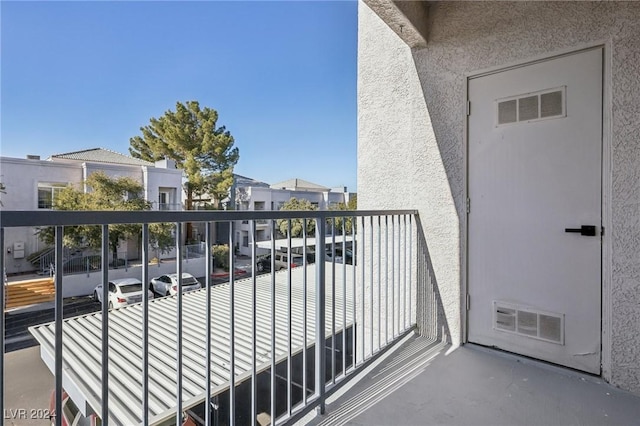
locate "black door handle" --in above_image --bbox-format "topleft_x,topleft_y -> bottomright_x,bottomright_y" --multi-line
565,225 -> 597,236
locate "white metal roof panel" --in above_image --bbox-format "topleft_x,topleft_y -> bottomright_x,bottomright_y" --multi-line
29,263 -> 355,425
255,235 -> 354,251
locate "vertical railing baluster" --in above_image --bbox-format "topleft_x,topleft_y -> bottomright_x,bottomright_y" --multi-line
409,215 -> 413,327
385,216 -> 389,346
331,217 -> 336,384
398,216 -> 402,334
176,223 -> 183,426
0,228 -> 4,423
341,217 -> 347,377
270,220 -> 276,423
229,222 -> 236,426
56,226 -> 65,426
377,215 -> 381,352
391,216 -> 395,339
251,220 -> 257,426
400,215 -> 403,331
352,216 -> 356,369
302,218 -> 308,405
314,217 -> 326,414
142,224 -> 149,425
287,219 -> 292,415
369,216 -> 374,356
205,222 -> 213,426
360,216 -> 365,361
100,225 -> 109,425
404,215 -> 408,330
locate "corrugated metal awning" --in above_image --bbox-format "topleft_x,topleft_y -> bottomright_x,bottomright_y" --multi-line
255,235 -> 353,251
29,263 -> 355,425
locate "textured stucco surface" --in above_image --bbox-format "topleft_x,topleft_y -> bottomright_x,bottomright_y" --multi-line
363,0 -> 429,48
357,1 -> 640,395
358,1 -> 461,349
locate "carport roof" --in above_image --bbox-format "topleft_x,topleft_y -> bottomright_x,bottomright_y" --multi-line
29,264 -> 354,425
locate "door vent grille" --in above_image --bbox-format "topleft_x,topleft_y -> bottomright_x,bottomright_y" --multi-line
495,86 -> 566,126
493,301 -> 564,345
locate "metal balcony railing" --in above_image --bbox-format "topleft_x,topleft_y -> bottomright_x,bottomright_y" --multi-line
0,209 -> 418,426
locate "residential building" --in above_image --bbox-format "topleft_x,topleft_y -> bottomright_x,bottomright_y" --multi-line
0,148 -> 183,274
357,1 -> 640,397
231,175 -> 353,255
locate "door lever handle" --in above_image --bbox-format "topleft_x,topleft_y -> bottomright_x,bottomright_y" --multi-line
565,225 -> 597,236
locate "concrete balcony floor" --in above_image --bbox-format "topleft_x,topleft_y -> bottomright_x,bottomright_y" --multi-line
303,335 -> 640,426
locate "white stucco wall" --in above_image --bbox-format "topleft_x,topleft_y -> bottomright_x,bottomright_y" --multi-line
234,186 -> 351,256
0,158 -> 84,273
358,1 -> 640,394
1,156 -> 184,274
358,1 -> 460,348
143,166 -> 183,209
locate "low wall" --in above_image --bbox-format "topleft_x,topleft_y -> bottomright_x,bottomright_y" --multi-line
61,258 -> 208,298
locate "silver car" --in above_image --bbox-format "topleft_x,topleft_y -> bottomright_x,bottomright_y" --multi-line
150,272 -> 201,296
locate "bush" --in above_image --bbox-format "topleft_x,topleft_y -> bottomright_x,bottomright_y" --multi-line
212,244 -> 230,271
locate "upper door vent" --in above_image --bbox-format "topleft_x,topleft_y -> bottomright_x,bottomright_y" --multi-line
496,86 -> 566,126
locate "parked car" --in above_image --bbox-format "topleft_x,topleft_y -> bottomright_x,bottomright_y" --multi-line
325,247 -> 354,264
256,252 -> 304,272
93,278 -> 154,309
150,272 -> 201,296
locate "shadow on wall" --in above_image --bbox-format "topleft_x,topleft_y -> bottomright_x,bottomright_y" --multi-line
415,216 -> 451,343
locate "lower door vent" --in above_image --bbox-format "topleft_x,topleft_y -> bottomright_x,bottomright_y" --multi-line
493,301 -> 564,345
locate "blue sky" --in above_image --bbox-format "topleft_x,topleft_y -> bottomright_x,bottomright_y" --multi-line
1,1 -> 358,191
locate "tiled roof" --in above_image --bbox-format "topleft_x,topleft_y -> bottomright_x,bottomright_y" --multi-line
270,178 -> 329,191
234,174 -> 270,188
49,148 -> 154,166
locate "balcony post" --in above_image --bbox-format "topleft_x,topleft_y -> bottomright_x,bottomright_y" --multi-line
314,217 -> 326,414
0,228 -> 5,421
99,225 -> 109,425
142,224 -> 150,425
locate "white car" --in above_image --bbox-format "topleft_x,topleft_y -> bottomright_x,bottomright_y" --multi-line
93,278 -> 154,309
150,273 -> 201,296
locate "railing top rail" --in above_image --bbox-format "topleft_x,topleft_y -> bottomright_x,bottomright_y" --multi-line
0,209 -> 418,228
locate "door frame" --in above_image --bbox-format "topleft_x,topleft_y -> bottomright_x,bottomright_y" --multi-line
462,42 -> 612,379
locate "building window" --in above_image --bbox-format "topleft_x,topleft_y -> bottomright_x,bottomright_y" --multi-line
242,233 -> 249,247
37,183 -> 67,209
158,190 -> 175,210
126,191 -> 141,200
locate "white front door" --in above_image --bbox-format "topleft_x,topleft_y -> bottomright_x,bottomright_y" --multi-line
467,48 -> 603,374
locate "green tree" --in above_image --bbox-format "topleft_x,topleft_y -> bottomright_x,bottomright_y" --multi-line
129,101 -> 239,240
277,198 -> 317,238
331,195 -> 357,235
37,172 -> 174,264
